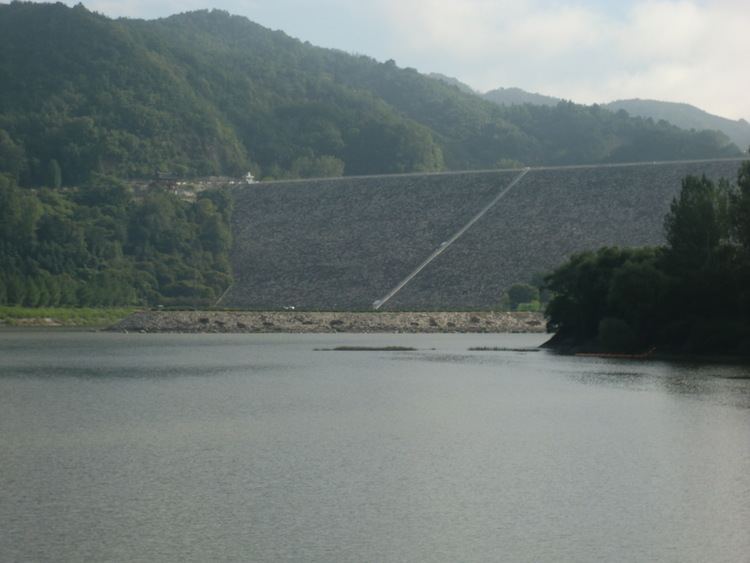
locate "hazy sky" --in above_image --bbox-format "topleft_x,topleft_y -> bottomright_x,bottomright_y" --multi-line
47,0 -> 749,120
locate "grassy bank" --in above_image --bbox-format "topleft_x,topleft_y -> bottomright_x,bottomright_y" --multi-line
0,307 -> 138,327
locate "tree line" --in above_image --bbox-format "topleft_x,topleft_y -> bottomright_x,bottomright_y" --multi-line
0,174 -> 233,308
545,162 -> 750,355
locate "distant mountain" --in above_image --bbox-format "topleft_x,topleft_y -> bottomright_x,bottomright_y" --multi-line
482,89 -> 750,153
605,99 -> 750,153
483,87 -> 560,107
427,73 -> 476,94
0,3 -> 741,187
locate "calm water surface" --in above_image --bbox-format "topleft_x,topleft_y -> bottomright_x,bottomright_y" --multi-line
1,331 -> 749,562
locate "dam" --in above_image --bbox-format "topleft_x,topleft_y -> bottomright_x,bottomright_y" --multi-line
221,158 -> 745,310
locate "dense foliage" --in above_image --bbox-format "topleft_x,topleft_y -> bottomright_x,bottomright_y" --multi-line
0,174 -> 233,307
0,3 -> 741,187
502,283 -> 542,312
545,162 -> 750,355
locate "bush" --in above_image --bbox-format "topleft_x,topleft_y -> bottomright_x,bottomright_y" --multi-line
516,300 -> 541,312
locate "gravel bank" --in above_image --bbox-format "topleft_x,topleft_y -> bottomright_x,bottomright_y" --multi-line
108,310 -> 546,333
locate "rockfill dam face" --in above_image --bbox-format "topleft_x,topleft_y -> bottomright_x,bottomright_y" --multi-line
222,159 -> 745,311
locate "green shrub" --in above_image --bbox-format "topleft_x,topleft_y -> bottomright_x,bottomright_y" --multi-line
507,283 -> 540,310
516,300 -> 541,312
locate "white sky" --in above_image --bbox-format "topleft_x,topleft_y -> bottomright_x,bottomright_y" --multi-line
44,0 -> 750,120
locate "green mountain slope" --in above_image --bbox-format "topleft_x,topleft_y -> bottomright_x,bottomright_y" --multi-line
605,99 -> 750,153
0,3 -> 251,184
0,3 -> 741,187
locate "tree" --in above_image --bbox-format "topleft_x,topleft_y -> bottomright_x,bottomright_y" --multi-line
23,278 -> 41,307
0,130 -> 25,181
47,159 -> 62,189
544,163 -> 750,354
77,174 -> 130,207
605,250 -> 668,342
663,175 -> 733,273
732,161 -> 750,254
545,247 -> 658,345
5,275 -> 25,306
0,171 -> 234,308
506,283 -> 539,310
598,317 -> 638,353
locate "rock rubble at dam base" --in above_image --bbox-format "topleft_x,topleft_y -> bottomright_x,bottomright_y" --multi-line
108,310 -> 546,334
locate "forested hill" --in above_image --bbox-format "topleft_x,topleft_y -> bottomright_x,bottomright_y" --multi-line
0,3 -> 742,187
604,99 -> 750,153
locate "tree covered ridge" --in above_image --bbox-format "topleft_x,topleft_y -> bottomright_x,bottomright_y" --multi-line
0,174 -> 233,307
545,162 -> 750,355
0,2 -> 741,187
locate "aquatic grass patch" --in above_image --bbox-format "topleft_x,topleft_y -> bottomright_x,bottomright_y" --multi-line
315,346 -> 418,352
468,346 -> 541,352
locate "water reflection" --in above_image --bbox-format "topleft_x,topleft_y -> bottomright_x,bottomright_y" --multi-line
561,356 -> 750,409
0,363 -> 285,380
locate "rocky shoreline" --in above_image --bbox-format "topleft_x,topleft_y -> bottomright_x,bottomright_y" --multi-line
107,310 -> 547,334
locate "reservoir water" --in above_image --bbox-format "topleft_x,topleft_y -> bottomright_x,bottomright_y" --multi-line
1,331 -> 749,562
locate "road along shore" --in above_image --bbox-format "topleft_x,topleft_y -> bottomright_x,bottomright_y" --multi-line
107,310 -> 546,333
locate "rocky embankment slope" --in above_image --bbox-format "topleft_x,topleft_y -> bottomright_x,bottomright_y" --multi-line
108,310 -> 546,333
225,160 -> 743,311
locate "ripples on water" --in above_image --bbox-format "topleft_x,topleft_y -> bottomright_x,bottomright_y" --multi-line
1,331 -> 749,562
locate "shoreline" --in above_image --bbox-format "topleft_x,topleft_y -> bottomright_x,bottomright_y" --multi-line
542,334 -> 750,365
106,310 -> 546,334
0,306 -> 136,328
